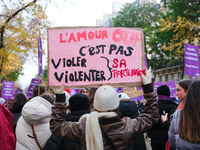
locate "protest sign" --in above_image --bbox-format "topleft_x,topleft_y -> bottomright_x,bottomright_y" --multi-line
185,43 -> 200,77
154,81 -> 176,98
166,81 -> 176,98
122,87 -> 145,103
2,80 -> 14,100
48,27 -> 145,88
27,78 -> 41,99
15,87 -> 23,94
153,82 -> 165,93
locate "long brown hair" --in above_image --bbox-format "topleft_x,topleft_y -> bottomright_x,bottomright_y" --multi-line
179,80 -> 200,143
87,87 -> 98,106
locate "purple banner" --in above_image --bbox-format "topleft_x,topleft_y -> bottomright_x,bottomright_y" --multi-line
38,34 -> 43,79
145,55 -> 148,69
15,87 -> 23,94
185,43 -> 199,77
153,82 -> 165,93
122,87 -> 145,103
70,89 -> 80,96
27,78 -> 41,99
166,81 -> 176,98
2,80 -> 14,100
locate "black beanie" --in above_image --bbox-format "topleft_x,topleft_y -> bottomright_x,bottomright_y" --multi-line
157,85 -> 170,96
69,93 -> 90,112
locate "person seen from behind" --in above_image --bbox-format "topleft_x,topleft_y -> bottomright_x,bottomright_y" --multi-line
147,85 -> 177,150
15,93 -> 54,150
118,93 -> 146,150
30,84 -> 46,100
50,69 -> 159,150
168,80 -> 200,149
9,92 -> 28,135
43,93 -> 91,150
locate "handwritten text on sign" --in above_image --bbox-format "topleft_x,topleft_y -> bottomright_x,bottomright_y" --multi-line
48,27 -> 144,87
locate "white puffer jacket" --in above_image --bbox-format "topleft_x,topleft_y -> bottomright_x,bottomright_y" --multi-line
15,96 -> 52,150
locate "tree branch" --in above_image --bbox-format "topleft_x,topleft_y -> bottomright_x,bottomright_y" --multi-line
0,0 -> 37,48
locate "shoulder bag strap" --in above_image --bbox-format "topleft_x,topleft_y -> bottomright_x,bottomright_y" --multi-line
100,126 -> 116,150
27,124 -> 43,150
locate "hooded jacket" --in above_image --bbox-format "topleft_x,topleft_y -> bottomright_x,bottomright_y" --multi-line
50,84 -> 159,150
0,103 -> 16,150
119,100 -> 146,150
43,110 -> 90,150
15,96 -> 52,150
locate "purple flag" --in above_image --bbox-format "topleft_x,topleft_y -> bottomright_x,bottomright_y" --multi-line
185,43 -> 200,77
166,81 -> 176,98
27,78 -> 41,99
2,80 -> 14,100
38,34 -> 43,78
122,87 -> 145,103
145,55 -> 148,69
15,87 -> 23,94
153,82 -> 165,93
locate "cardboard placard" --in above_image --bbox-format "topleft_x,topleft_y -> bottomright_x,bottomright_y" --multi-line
48,27 -> 145,88
2,80 -> 14,100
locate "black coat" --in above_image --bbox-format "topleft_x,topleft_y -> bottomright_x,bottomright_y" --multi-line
43,110 -> 90,150
147,98 -> 178,148
10,106 -> 23,135
119,101 -> 146,150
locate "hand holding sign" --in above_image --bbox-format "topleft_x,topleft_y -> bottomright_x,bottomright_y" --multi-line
54,84 -> 65,94
140,69 -> 151,85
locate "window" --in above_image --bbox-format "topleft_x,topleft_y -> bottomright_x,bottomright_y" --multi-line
179,73 -> 182,81
165,75 -> 168,81
159,76 -> 162,82
171,74 -> 174,80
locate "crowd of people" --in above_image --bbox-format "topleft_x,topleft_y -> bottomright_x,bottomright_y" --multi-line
0,69 -> 200,150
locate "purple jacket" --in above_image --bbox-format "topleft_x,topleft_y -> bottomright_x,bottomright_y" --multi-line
168,109 -> 200,150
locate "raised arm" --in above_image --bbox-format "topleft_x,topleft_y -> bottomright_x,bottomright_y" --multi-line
50,88 -> 85,143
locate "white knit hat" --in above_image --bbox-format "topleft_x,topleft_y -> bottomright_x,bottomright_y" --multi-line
94,85 -> 119,111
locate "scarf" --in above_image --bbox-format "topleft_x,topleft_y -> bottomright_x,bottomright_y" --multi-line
176,100 -> 184,111
80,111 -> 117,150
158,95 -> 171,100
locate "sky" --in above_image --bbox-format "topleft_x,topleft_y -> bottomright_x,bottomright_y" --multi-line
18,0 -> 160,89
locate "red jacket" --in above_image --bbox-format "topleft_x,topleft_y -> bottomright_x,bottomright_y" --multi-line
0,103 -> 16,150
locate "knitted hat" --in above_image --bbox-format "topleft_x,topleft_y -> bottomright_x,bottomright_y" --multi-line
0,98 -> 5,104
63,91 -> 70,107
64,88 -> 70,94
69,93 -> 90,112
118,93 -> 130,100
157,85 -> 170,96
94,85 -> 119,111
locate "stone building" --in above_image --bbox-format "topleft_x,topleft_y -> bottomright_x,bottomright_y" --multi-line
154,64 -> 199,84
